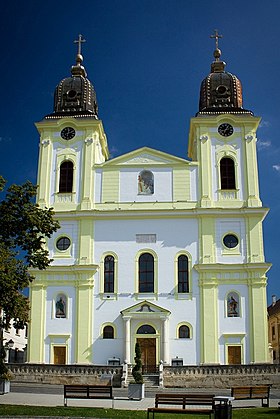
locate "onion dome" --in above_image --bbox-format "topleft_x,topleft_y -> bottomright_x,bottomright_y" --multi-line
197,31 -> 252,115
45,35 -> 98,119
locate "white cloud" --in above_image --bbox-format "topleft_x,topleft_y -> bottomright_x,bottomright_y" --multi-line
259,120 -> 271,128
272,165 -> 280,172
257,140 -> 271,150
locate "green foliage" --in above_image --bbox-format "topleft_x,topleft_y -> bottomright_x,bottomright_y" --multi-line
132,342 -> 143,384
0,176 -> 60,368
0,406 -> 279,418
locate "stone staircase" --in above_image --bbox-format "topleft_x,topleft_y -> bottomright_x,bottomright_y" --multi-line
127,372 -> 160,387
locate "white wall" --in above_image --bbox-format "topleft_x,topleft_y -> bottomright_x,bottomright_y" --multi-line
91,217 -> 200,364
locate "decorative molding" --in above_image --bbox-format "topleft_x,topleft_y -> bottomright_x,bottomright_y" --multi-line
245,134 -> 254,142
199,135 -> 209,142
122,154 -> 172,164
41,139 -> 50,146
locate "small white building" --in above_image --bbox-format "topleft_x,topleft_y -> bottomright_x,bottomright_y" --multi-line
4,324 -> 27,363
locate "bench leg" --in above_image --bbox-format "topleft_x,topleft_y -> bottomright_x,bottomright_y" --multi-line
64,398 -> 67,407
262,398 -> 269,408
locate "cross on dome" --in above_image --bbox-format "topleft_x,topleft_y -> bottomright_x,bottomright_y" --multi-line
210,29 -> 223,50
74,34 -> 86,56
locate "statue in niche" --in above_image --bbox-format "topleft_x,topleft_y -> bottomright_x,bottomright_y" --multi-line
227,293 -> 239,317
56,295 -> 66,318
138,170 -> 154,194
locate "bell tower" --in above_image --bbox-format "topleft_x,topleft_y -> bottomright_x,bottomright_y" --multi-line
35,35 -> 109,212
29,36 -> 108,363
189,31 -> 270,364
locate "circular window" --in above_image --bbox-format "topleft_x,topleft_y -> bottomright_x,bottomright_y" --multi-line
67,89 -> 77,99
56,236 -> 71,251
223,234 -> 238,249
216,85 -> 227,95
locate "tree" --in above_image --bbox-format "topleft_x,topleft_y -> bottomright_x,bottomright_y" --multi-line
132,342 -> 143,384
0,176 -> 60,374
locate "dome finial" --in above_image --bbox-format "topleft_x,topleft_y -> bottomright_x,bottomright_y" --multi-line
210,29 -> 222,54
210,29 -> 225,73
74,34 -> 86,65
71,34 -> 87,77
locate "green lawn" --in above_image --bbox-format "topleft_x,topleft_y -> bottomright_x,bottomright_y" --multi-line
0,405 -> 279,418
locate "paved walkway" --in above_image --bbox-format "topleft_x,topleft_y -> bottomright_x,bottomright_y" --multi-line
0,383 -> 279,417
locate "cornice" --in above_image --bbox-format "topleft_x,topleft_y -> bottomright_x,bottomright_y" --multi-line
29,264 -> 99,274
51,205 -> 269,220
194,262 -> 271,274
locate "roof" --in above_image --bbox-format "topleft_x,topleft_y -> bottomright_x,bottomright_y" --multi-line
268,299 -> 280,316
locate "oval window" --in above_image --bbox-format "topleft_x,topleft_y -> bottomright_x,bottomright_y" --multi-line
223,234 -> 238,249
56,236 -> 71,251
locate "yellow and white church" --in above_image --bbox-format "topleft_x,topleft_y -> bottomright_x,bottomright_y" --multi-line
28,35 -> 271,368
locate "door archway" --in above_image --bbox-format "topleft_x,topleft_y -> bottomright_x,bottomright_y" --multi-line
136,324 -> 157,373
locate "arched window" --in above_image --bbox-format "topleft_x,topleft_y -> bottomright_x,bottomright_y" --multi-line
137,324 -> 156,334
220,157 -> 236,190
139,253 -> 154,292
138,170 -> 154,194
59,161 -> 73,193
178,325 -> 190,339
178,255 -> 189,293
104,255 -> 115,293
55,294 -> 67,318
227,292 -> 240,317
103,325 -> 114,339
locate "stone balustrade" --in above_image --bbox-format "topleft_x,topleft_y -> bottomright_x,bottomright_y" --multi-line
8,363 -> 123,387
163,363 -> 280,388
7,363 -> 280,388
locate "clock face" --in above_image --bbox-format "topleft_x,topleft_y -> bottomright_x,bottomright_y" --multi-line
61,127 -> 75,140
218,123 -> 234,137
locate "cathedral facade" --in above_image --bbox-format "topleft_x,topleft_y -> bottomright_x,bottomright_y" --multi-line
28,36 -> 271,367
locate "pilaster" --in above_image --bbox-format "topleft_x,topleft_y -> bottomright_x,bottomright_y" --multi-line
78,219 -> 94,264
199,135 -> 213,207
246,215 -> 265,263
80,137 -> 94,210
28,283 -> 46,363
199,217 -> 215,264
199,277 -> 219,364
37,138 -> 52,208
248,276 -> 269,363
75,276 -> 94,363
244,134 -> 262,207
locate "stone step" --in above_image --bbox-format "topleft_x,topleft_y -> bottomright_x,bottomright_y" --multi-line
127,373 -> 159,387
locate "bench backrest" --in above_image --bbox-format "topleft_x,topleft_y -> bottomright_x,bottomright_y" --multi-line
64,384 -> 112,398
251,386 -> 270,398
231,385 -> 270,399
155,393 -> 215,408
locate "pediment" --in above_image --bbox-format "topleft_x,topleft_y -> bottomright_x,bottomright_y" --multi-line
104,147 -> 188,167
121,300 -> 170,316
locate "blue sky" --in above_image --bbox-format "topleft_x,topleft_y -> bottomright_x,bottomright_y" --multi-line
1,0 -> 279,303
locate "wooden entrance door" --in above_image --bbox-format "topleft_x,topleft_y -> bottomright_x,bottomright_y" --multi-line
137,338 -> 156,373
228,345 -> 241,364
53,346 -> 66,364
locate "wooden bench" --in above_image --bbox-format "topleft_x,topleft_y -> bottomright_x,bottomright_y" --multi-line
64,384 -> 113,407
147,393 -> 215,418
231,385 -> 271,407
